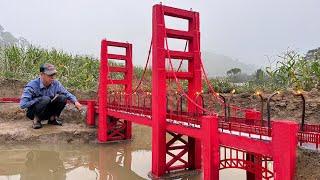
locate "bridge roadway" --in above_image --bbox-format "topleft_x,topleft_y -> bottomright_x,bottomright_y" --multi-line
105,103 -> 320,152
104,104 -> 280,157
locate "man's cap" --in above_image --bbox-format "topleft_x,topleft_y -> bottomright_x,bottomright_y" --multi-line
40,63 -> 57,75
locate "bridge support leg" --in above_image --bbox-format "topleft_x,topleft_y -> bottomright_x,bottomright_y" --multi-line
165,132 -> 199,172
86,101 -> 96,126
125,121 -> 132,139
246,154 -> 262,180
272,120 -> 298,180
188,137 -> 202,170
202,115 -> 219,180
246,154 -> 255,180
151,119 -> 166,177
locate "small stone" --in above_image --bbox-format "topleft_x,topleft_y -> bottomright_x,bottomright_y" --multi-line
310,103 -> 318,107
73,130 -> 79,135
278,102 -> 287,107
305,110 -> 313,115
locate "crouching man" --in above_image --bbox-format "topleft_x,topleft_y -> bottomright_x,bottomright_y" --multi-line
20,63 -> 82,129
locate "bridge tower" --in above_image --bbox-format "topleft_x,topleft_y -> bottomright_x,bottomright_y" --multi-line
98,40 -> 133,142
151,4 -> 202,176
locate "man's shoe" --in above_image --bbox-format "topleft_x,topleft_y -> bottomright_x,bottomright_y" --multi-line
32,121 -> 42,129
48,118 -> 63,126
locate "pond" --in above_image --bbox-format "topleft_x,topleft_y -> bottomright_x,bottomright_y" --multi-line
0,126 -> 246,180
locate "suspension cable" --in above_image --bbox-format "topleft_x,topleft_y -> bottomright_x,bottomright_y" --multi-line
200,55 -> 248,112
177,40 -> 188,71
200,60 -> 224,103
161,6 -> 216,115
132,39 -> 152,93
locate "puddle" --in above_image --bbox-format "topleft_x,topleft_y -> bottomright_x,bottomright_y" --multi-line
0,128 -> 247,180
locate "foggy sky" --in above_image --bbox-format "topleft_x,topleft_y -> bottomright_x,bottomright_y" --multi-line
0,0 -> 319,67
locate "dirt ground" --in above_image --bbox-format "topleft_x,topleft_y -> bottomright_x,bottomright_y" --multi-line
296,148 -> 320,180
0,78 -> 152,147
0,78 -> 320,179
226,88 -> 320,124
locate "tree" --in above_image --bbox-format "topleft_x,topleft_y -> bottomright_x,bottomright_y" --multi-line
226,68 -> 241,76
255,69 -> 264,81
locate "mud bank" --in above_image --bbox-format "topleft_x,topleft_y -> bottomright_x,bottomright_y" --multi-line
229,89 -> 320,124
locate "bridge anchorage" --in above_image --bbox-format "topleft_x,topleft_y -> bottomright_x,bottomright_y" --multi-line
1,3 -> 319,180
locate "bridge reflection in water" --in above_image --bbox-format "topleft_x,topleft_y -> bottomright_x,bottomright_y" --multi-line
0,142 -> 249,180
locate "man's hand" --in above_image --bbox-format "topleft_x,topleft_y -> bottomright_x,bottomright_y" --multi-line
51,94 -> 59,102
74,101 -> 83,111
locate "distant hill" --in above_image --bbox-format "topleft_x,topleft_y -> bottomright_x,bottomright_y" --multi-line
0,25 -> 29,47
202,51 -> 257,77
305,47 -> 320,60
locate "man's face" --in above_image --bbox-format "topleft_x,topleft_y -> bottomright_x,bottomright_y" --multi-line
40,73 -> 56,87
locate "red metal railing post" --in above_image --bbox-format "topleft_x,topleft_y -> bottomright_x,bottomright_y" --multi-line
272,120 -> 298,180
202,115 -> 219,180
317,133 -> 319,149
86,100 -> 96,126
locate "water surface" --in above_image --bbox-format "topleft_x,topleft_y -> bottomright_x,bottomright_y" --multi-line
0,131 -> 246,180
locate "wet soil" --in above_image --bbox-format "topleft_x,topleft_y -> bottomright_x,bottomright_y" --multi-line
297,148 -> 320,180
0,78 -> 320,179
0,103 -> 151,149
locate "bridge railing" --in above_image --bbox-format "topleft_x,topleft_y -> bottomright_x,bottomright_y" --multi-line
298,131 -> 320,149
219,121 -> 271,139
107,91 -> 152,116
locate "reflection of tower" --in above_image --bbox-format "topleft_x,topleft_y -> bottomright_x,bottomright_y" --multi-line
21,150 -> 66,180
97,146 -> 143,180
98,147 -> 109,180
114,146 -> 132,168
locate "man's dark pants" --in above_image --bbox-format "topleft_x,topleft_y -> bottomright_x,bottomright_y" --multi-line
26,95 -> 67,121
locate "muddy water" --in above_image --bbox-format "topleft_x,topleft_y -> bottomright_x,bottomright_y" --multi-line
0,132 -> 246,180
0,145 -> 246,180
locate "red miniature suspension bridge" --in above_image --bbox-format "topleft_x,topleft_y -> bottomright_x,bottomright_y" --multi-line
1,4 -> 320,180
